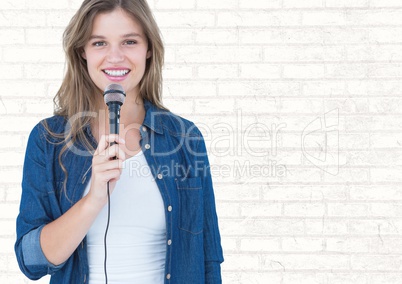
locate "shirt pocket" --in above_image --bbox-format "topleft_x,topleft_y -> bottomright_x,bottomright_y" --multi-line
176,177 -> 203,235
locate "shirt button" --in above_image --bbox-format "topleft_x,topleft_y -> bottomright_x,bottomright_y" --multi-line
167,239 -> 172,245
157,173 -> 163,180
144,144 -> 151,150
166,274 -> 171,280
168,206 -> 172,212
142,126 -> 147,132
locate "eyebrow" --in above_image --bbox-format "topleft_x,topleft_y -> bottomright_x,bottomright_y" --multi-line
88,33 -> 143,40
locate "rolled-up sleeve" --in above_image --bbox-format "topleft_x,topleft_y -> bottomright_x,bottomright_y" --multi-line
15,122 -> 65,280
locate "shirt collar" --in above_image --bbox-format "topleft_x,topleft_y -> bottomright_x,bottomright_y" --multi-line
142,99 -> 164,135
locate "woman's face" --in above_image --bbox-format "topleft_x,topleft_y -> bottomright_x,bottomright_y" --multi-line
82,8 -> 151,100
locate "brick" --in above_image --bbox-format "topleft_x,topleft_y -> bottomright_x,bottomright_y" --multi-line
162,65 -> 193,79
154,12 -> 215,28
328,203 -> 369,217
176,46 -> 261,63
219,81 -> 300,97
160,29 -> 193,45
283,64 -> 325,79
4,47 -> 64,63
222,254 -> 259,270
369,98 -> 402,114
262,254 -> 349,270
351,185 -> 402,201
284,203 -> 326,217
305,219 -> 348,235
370,204 -> 402,217
155,0 -> 195,9
197,64 -> 239,79
195,28 -> 238,45
163,81 -> 217,98
326,64 -> 368,79
217,11 -> 300,27
221,237 -> 237,252
240,238 -> 281,252
164,97 -> 193,115
369,274 -> 402,284
25,28 -> 64,45
240,202 -> 282,217
0,117 -> 39,132
326,238 -> 371,253
0,29 -> 24,45
302,11 -> 346,26
264,46 -> 345,62
283,273 -> 329,284
370,133 -> 402,148
352,255 -> 401,270
240,64 -> 282,79
369,27 -> 402,43
239,0 -> 282,9
0,204 -> 19,219
264,185 -> 348,201
282,237 -> 324,252
0,153 -> 24,167
302,81 -> 346,97
370,0 -> 402,7
25,0 -> 69,9
24,63 -> 64,80
0,238 -> 15,254
0,64 -> 23,80
217,202 -> 240,218
197,0 -> 238,9
0,135 -> 23,149
371,168 -> 402,182
0,0 -> 26,9
220,219 -> 304,235
224,272 -> 282,284
327,274 -> 368,284
284,0 -> 324,8
349,219 -> 402,235
214,183 -> 260,201
326,0 -> 368,7
240,29 -> 284,44
45,10 -> 76,27
0,11 -> 47,27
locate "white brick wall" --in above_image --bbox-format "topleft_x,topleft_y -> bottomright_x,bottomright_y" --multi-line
1,0 -> 402,283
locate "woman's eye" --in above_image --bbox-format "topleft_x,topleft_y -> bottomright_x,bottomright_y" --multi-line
125,40 -> 137,45
93,41 -> 106,47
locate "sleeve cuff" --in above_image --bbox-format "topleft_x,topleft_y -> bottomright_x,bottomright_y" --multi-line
21,225 -> 65,270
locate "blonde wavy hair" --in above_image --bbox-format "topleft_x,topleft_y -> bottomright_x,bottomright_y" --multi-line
46,0 -> 165,187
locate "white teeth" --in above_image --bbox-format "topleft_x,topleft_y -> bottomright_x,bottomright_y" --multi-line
104,70 -> 129,77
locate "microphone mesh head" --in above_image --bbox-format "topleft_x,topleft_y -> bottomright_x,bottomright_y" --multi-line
103,84 -> 126,105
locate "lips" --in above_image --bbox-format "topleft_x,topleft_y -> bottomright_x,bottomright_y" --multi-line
103,69 -> 130,77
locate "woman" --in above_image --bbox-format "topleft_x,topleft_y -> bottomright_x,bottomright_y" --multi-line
14,0 -> 224,283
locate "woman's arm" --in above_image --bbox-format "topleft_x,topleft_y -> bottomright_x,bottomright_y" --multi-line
40,134 -> 126,265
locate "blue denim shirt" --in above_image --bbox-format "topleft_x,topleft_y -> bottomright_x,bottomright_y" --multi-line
15,100 -> 224,283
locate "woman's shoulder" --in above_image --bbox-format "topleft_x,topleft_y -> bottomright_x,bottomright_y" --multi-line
159,109 -> 202,138
145,100 -> 202,138
29,115 -> 68,141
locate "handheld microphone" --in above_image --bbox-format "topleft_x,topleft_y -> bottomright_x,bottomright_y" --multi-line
102,84 -> 125,284
103,84 -> 126,146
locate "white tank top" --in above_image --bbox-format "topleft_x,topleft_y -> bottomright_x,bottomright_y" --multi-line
83,151 -> 166,283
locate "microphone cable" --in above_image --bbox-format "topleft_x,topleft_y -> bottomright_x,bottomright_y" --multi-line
104,181 -> 111,284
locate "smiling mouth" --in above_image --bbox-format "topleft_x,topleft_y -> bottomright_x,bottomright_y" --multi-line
103,69 -> 130,77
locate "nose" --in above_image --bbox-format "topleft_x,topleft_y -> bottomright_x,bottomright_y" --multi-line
106,45 -> 124,63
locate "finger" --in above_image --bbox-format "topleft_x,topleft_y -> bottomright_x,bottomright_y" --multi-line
95,135 -> 125,155
92,159 -> 123,176
102,144 -> 126,161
